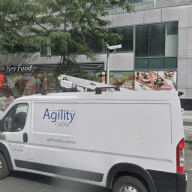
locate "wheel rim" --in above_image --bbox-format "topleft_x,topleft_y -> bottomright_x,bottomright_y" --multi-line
0,160 -> 2,173
120,185 -> 138,192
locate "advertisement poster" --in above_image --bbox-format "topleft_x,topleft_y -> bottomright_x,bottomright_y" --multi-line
135,71 -> 177,91
90,72 -> 105,83
109,71 -> 135,90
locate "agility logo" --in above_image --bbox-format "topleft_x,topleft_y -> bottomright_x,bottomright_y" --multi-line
43,109 -> 75,127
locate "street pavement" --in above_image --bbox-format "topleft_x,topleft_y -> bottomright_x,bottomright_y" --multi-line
0,171 -> 111,192
183,111 -> 192,142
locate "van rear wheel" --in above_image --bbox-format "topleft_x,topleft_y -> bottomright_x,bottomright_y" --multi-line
0,153 -> 9,179
113,176 -> 148,192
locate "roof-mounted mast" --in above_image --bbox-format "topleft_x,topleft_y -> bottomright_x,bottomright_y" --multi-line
41,74 -> 129,95
58,75 -> 123,94
59,75 -> 127,94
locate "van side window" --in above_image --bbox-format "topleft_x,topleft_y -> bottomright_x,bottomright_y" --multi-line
3,103 -> 28,132
3,107 -> 14,132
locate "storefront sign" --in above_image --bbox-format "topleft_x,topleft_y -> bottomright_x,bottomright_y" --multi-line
0,65 -> 33,73
0,66 -> 5,72
160,85 -> 173,90
121,84 -> 132,89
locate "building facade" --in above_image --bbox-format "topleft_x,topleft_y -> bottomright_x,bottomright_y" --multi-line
75,1 -> 192,107
0,0 -> 192,108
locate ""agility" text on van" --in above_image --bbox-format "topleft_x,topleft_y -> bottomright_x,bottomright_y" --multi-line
43,109 -> 76,127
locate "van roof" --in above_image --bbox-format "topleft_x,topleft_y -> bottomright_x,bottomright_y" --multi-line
15,91 -> 178,102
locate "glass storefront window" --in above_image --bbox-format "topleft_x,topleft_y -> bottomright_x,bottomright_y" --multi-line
135,57 -> 177,70
136,25 -> 150,57
22,73 -> 37,96
42,73 -> 48,90
47,73 -> 57,93
136,23 -> 166,57
108,27 -> 133,52
135,59 -> 148,69
165,58 -> 177,69
2,73 -> 58,96
5,74 -> 22,98
35,73 -> 44,94
135,21 -> 178,70
165,22 -> 178,57
150,23 -> 165,57
149,58 -> 164,69
1,73 -> 58,97
136,22 -> 178,58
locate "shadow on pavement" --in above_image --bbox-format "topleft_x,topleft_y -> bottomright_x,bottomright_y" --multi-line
9,171 -> 111,192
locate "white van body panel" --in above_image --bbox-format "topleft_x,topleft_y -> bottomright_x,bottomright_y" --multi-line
31,101 -> 173,183
0,91 -> 185,190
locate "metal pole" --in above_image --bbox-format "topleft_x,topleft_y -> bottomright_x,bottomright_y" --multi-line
106,50 -> 110,85
154,0 -> 156,7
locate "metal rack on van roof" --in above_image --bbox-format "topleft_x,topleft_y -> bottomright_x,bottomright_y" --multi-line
41,75 -> 122,95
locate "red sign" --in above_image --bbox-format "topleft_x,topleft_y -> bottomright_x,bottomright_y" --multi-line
121,85 -> 132,89
0,81 -> 2,88
0,74 -> 4,81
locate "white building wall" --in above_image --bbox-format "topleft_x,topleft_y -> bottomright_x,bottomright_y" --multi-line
127,11 -> 145,26
162,6 -> 180,22
75,53 -> 134,71
143,9 -> 161,24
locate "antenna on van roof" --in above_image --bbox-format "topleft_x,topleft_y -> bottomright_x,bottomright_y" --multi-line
57,74 -> 121,94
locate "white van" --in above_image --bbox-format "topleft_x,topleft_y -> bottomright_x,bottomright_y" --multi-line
0,91 -> 187,192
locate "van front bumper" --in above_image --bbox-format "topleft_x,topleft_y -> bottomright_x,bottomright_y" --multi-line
147,170 -> 187,192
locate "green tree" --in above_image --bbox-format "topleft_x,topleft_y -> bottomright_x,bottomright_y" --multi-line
0,0 -> 134,77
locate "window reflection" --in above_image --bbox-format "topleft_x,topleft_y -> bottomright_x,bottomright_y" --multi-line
0,73 -> 58,98
47,73 -> 57,93
35,73 -> 44,94
23,73 -> 36,96
108,27 -> 133,52
6,74 -> 22,98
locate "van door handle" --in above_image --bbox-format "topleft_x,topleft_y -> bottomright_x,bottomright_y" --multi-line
23,133 -> 28,143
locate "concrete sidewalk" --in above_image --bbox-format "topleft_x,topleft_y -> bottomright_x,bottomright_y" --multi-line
183,111 -> 192,141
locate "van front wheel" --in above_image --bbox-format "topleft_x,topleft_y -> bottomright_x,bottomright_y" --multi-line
112,176 -> 148,192
0,153 -> 9,179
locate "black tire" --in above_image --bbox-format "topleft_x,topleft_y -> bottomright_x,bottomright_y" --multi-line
113,176 -> 148,192
0,153 -> 9,179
